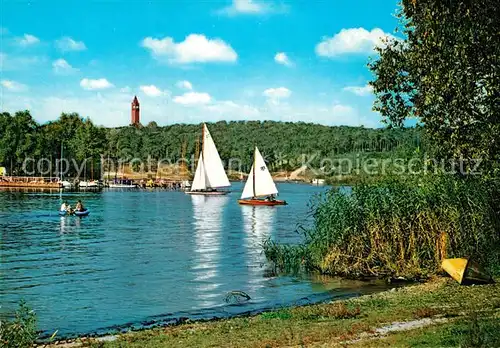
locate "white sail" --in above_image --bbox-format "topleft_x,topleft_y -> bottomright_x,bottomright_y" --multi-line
241,166 -> 255,199
240,147 -> 278,199
202,124 -> 230,189
191,153 -> 207,191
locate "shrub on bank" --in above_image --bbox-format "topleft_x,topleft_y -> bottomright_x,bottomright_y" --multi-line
264,175 -> 500,279
0,301 -> 38,348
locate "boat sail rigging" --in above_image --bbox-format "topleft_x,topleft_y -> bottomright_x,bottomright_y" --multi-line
239,147 -> 286,205
187,123 -> 230,195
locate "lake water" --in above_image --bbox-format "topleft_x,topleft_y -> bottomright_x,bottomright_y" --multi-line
0,182 -> 389,338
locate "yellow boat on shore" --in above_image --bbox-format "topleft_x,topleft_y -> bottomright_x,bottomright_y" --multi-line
441,258 -> 493,285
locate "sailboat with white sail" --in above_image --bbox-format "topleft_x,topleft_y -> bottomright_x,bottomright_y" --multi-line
238,147 -> 287,206
186,123 -> 231,195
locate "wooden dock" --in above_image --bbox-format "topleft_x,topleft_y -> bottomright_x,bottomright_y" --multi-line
0,176 -> 61,188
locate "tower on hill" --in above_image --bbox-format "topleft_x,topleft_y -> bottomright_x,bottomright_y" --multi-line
131,96 -> 140,125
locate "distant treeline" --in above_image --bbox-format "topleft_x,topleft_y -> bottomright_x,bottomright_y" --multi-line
0,111 -> 422,177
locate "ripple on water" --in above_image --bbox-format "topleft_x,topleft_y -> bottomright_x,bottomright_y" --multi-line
0,184 -> 390,339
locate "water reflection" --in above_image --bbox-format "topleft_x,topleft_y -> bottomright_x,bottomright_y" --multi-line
60,216 -> 68,234
241,206 -> 276,294
190,195 -> 229,307
2,184 -> 360,337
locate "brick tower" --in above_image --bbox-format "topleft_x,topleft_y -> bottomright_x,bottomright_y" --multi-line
131,96 -> 140,125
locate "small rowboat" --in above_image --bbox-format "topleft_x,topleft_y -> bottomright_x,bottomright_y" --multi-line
441,258 -> 493,285
74,209 -> 90,217
238,199 -> 287,206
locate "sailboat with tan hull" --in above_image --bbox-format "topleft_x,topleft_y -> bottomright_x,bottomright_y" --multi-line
186,123 -> 231,195
238,147 -> 287,206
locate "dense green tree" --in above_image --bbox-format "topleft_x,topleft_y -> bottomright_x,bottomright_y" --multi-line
369,0 -> 500,175
0,112 -> 421,177
0,111 -> 38,175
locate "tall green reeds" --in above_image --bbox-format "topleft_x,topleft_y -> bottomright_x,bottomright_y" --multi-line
264,175 -> 500,279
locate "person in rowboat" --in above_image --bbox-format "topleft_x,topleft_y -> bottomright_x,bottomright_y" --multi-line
60,201 -> 68,212
75,200 -> 85,212
60,201 -> 74,215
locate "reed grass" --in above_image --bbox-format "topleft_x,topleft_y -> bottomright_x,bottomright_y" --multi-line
264,175 -> 500,279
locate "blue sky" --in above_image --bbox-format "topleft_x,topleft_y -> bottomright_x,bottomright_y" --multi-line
0,0 -> 401,128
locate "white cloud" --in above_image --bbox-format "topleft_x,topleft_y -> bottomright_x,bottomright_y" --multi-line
176,80 -> 193,90
329,103 -> 379,127
120,86 -> 131,93
263,87 -> 291,104
217,0 -> 268,16
0,53 -> 45,71
216,0 -> 286,16
141,34 -> 237,64
56,37 -> 87,52
343,84 -> 374,96
139,85 -> 166,97
52,58 -> 78,74
332,103 -> 356,116
173,92 -> 211,105
80,78 -> 114,90
205,100 -> 260,118
1,90 -> 382,128
274,52 -> 293,67
26,94 -> 134,127
17,34 -> 40,46
1,80 -> 28,92
315,28 -> 396,57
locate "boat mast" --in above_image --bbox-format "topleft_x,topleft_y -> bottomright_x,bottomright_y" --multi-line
201,123 -> 206,189
201,123 -> 205,161
60,142 -> 63,182
59,142 -> 63,200
252,147 -> 256,198
194,136 -> 200,171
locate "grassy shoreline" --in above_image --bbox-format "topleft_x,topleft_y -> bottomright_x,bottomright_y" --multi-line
264,175 -> 500,279
39,277 -> 499,348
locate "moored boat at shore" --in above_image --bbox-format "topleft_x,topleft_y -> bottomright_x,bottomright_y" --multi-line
60,180 -> 74,189
441,258 -> 493,285
79,180 -> 99,188
108,179 -> 137,188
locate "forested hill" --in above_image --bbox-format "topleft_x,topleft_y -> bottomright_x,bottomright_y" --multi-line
0,111 -> 421,175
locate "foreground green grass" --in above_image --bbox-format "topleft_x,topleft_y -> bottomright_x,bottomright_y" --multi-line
68,277 -> 500,348
349,317 -> 500,348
